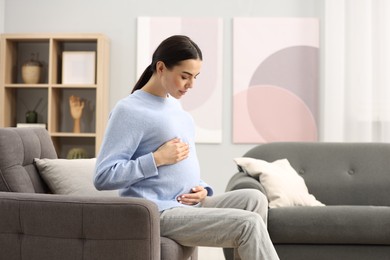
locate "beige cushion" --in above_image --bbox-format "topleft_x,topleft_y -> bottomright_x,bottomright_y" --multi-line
234,157 -> 325,208
34,158 -> 118,197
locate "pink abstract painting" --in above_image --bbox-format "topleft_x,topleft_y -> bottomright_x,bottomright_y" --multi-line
137,17 -> 223,143
233,18 -> 319,143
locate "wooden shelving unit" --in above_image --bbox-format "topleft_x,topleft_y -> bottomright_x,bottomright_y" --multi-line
0,33 -> 110,158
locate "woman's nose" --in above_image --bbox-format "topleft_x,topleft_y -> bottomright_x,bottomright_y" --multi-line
186,79 -> 194,89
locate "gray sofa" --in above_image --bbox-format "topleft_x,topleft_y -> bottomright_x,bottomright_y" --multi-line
0,127 -> 197,260
224,142 -> 390,260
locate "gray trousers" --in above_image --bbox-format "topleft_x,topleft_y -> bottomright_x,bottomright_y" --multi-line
160,189 -> 280,260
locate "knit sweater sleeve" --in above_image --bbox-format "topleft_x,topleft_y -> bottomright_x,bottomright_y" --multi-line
94,100 -> 158,190
199,179 -> 214,197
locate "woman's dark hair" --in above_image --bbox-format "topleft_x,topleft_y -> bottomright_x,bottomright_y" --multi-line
131,35 -> 203,93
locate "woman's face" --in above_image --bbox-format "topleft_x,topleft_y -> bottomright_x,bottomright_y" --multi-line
161,59 -> 202,99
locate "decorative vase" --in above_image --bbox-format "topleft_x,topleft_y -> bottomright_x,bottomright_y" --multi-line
21,54 -> 42,84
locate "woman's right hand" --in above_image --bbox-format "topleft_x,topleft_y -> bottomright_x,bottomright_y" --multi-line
153,138 -> 189,167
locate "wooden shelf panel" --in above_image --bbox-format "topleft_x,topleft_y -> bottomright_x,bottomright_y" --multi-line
4,84 -> 50,88
50,132 -> 96,137
52,84 -> 97,89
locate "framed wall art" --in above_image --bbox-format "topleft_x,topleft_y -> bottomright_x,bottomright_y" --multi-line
233,17 -> 320,143
62,51 -> 96,84
137,17 -> 223,143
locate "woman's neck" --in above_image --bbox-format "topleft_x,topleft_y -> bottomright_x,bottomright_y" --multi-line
142,75 -> 167,98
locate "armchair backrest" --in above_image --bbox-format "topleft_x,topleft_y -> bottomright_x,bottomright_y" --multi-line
0,127 -> 57,193
243,142 -> 390,206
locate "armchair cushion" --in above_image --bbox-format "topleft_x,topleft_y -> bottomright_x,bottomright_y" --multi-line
34,158 -> 118,197
234,157 -> 324,208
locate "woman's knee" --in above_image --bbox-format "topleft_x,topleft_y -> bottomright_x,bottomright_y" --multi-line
240,189 -> 269,224
243,189 -> 268,206
246,189 -> 267,200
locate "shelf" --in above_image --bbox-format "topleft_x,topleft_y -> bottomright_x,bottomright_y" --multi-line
2,87 -> 48,127
1,33 -> 110,158
3,39 -> 50,85
50,132 -> 96,137
4,84 -> 49,88
52,136 -> 96,159
51,84 -> 97,89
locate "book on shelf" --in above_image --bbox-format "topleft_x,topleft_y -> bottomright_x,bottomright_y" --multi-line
16,123 -> 47,129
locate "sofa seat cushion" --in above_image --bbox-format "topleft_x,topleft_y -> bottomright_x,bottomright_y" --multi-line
269,205 -> 390,245
160,237 -> 196,260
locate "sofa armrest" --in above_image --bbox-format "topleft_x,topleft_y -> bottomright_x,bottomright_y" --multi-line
0,192 -> 160,260
225,171 -> 266,195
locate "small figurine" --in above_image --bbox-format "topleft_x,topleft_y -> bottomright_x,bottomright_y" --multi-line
69,95 -> 85,133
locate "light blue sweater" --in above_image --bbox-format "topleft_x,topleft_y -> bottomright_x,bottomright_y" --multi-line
94,90 -> 213,211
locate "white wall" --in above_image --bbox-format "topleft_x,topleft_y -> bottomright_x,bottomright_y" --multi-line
0,0 -> 4,32
3,0 -> 324,195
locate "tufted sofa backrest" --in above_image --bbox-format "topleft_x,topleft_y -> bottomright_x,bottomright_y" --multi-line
243,142 -> 390,206
0,127 -> 57,193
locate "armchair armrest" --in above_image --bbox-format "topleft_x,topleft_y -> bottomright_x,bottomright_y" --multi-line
225,171 -> 266,195
0,192 -> 160,260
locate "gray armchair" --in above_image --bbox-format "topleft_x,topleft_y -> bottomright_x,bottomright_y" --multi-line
0,127 -> 197,260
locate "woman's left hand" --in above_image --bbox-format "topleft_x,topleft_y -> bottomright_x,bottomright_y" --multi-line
177,186 -> 208,205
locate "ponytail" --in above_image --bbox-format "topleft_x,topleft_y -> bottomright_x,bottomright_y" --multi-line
131,65 -> 153,94
131,35 -> 202,94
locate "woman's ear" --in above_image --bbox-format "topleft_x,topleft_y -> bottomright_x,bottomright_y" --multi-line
156,61 -> 165,76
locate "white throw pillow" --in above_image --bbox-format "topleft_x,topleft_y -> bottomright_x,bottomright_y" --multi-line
34,158 -> 118,197
234,157 -> 325,208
